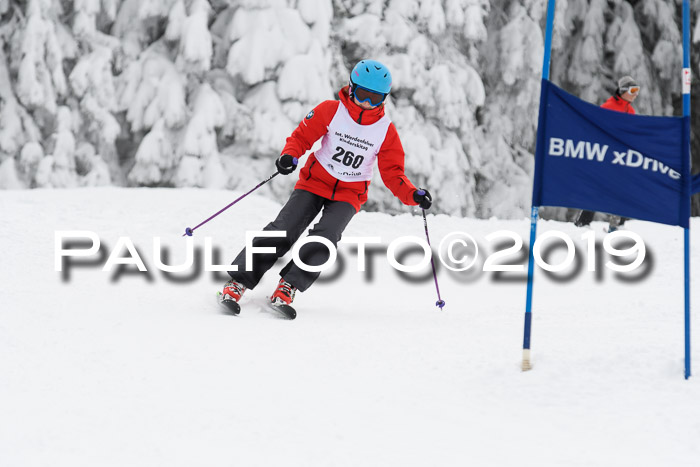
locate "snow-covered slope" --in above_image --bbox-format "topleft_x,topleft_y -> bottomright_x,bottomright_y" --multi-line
1,187 -> 699,466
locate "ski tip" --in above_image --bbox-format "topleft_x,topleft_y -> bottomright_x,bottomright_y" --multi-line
266,302 -> 297,320
220,299 -> 241,315
218,291 -> 241,315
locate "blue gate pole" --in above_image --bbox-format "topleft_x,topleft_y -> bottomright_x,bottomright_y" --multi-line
682,0 -> 691,380
522,0 -> 557,371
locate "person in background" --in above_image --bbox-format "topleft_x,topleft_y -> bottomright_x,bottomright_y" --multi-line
575,75 -> 640,231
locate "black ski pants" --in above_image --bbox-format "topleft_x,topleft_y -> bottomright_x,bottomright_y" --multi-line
228,189 -> 356,292
575,210 -> 628,227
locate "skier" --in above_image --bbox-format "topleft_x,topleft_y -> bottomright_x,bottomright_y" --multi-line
220,59 -> 433,317
574,75 -> 640,231
600,75 -> 639,114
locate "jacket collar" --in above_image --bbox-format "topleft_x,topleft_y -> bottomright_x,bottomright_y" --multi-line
613,94 -> 632,105
338,85 -> 386,124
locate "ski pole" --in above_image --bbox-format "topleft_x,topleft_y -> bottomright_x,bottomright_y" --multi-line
182,160 -> 295,236
417,192 -> 445,310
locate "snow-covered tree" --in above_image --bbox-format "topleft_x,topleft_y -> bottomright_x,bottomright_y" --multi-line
476,0 -> 542,218
329,0 -> 489,216
0,0 -> 697,216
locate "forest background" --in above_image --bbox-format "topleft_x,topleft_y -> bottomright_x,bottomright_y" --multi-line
1,0 -> 698,219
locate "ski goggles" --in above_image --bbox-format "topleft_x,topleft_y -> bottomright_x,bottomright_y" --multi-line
621,85 -> 640,95
351,84 -> 387,107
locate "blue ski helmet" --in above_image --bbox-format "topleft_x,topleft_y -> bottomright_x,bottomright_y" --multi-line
350,59 -> 392,95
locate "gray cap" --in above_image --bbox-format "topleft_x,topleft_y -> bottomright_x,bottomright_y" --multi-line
617,75 -> 638,91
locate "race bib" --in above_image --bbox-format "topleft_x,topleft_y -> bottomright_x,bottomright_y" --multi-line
314,104 -> 391,182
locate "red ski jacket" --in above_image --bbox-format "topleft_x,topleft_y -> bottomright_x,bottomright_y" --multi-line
280,86 -> 418,212
601,95 -> 636,114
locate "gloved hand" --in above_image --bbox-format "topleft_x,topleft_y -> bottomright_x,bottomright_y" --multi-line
413,188 -> 432,210
276,154 -> 298,175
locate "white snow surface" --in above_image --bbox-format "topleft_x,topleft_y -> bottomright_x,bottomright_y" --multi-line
1,187 -> 699,466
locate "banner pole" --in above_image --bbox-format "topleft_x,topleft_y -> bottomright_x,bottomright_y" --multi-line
541,0 -> 556,81
522,0 -> 557,371
522,205 -> 539,370
682,0 -> 691,379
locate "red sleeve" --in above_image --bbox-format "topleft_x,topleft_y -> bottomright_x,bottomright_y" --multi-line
281,100 -> 339,158
377,123 -> 418,206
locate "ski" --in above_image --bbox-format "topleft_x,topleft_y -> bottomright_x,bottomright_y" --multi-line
217,291 -> 241,315
216,292 -> 296,319
265,301 -> 297,320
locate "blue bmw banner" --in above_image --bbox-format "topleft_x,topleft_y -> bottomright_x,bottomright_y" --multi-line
532,79 -> 691,228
